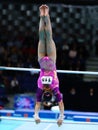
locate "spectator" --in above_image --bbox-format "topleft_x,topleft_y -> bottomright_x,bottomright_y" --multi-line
10,76 -> 20,94
68,43 -> 78,70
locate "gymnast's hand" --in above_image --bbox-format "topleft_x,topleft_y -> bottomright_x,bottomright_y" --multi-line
57,119 -> 63,126
35,118 -> 41,124
57,114 -> 65,126
33,114 -> 41,124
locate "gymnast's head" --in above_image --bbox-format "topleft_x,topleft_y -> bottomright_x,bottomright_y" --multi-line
42,90 -> 52,102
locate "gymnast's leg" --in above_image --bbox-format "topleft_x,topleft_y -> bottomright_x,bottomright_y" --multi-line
44,5 -> 56,63
38,5 -> 56,63
38,5 -> 46,61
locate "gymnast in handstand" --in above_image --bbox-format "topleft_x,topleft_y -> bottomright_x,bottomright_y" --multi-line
34,4 -> 65,126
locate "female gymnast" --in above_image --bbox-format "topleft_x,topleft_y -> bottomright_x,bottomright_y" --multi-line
34,4 -> 65,126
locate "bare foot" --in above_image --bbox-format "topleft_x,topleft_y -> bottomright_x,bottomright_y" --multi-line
39,5 -> 45,16
39,5 -> 49,16
44,5 -> 49,16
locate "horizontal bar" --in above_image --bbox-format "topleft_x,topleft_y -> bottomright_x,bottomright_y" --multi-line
0,66 -> 98,75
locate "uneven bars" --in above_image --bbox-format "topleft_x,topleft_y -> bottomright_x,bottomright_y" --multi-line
0,66 -> 98,75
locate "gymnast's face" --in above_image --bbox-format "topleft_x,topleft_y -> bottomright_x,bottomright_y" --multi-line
42,84 -> 53,102
43,84 -> 51,92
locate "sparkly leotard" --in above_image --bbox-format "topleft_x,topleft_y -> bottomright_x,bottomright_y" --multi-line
37,56 -> 59,90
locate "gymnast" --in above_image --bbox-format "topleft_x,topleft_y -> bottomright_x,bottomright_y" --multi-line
33,4 -> 65,126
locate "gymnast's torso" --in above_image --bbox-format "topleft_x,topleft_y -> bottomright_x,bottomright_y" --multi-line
38,56 -> 59,89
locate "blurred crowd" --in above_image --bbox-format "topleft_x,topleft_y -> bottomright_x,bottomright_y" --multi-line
0,31 -> 38,68
0,31 -> 90,70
